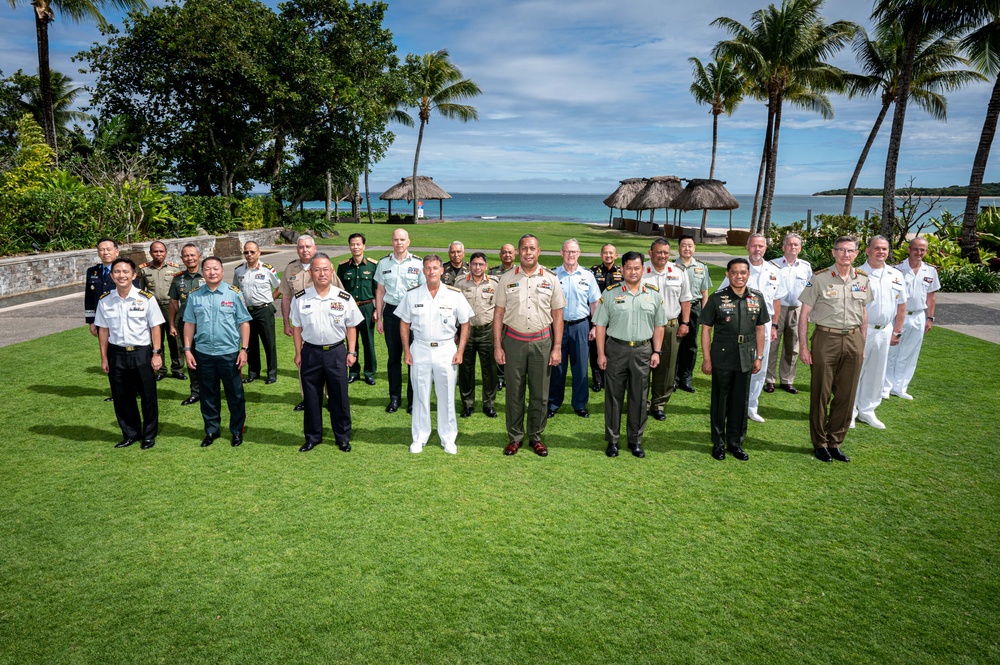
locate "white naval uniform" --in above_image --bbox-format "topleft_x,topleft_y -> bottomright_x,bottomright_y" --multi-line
396,283 -> 474,452
885,260 -> 940,396
720,259 -> 786,414
854,262 -> 907,418
290,286 -> 364,345
95,286 -> 166,345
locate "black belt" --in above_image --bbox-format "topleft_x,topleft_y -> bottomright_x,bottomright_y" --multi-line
610,338 -> 650,347
304,340 -> 345,351
815,325 -> 860,335
110,344 -> 150,352
716,334 -> 751,344
566,317 -> 588,326
247,303 -> 272,311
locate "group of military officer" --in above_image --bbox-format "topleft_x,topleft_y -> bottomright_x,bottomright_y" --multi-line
87,229 -> 934,461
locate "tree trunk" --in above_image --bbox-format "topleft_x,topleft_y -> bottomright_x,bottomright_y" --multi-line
412,119 -> 427,222
34,10 -> 58,162
325,171 -> 332,224
701,112 -> 720,235
844,100 -> 892,217
761,93 -> 784,236
270,132 -> 285,212
752,101 -> 775,233
960,76 -> 1000,263
881,16 -> 921,244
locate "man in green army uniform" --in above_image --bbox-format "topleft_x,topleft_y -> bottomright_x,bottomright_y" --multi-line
458,252 -> 500,418
593,251 -> 667,459
700,258 -> 770,461
168,243 -> 205,405
488,243 -> 516,391
337,232 -> 379,385
139,240 -> 185,381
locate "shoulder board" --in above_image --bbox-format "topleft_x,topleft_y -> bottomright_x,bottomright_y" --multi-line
446,285 -> 461,292
604,284 -> 618,292
747,287 -> 765,298
261,262 -> 274,270
167,262 -> 180,267
800,259 -> 811,267
645,283 -> 660,292
339,258 -> 352,265
338,290 -> 350,300
855,268 -> 867,276
229,285 -> 241,293
367,257 -> 378,264
542,267 -> 556,275
294,289 -> 306,298
139,261 -> 151,268
410,254 -> 421,260
99,291 -> 112,299
140,290 -> 155,299
381,253 -> 393,260
407,285 -> 420,291
925,261 -> 939,270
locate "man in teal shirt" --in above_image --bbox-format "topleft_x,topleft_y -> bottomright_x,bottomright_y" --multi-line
183,256 -> 252,447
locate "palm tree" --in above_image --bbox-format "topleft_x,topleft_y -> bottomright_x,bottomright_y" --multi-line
843,22 -> 984,216
688,56 -> 744,234
713,0 -> 856,234
363,96 -> 412,223
959,10 -> 1000,262
20,70 -> 93,139
6,0 -> 147,158
408,49 -> 481,222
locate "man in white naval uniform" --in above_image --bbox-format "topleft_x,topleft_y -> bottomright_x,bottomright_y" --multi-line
397,254 -> 474,454
719,233 -> 785,422
852,236 -> 907,430
884,236 -> 939,400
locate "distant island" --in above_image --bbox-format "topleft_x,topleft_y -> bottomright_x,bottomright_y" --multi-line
813,183 -> 1000,197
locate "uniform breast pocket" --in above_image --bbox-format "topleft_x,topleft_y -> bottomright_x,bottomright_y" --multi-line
127,308 -> 148,320
851,290 -> 868,301
638,300 -> 658,315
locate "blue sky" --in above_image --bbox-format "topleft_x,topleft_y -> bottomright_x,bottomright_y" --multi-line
2,0 -> 997,195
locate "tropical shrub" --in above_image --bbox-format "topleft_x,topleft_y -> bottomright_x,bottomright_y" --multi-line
1,115 -> 54,196
938,263 -> 1000,293
168,195 -> 235,235
235,197 -> 264,230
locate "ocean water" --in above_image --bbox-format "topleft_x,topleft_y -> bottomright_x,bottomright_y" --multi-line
313,192 -> 999,229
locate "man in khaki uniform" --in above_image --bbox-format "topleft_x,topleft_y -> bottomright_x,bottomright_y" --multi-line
442,241 -> 471,286
594,251 -> 666,459
458,252 -> 500,418
494,234 -> 566,457
139,240 -> 184,381
799,236 -> 873,463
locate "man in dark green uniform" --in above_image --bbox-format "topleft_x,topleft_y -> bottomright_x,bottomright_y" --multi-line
168,243 -> 205,405
337,232 -> 379,385
593,251 -> 666,458
488,243 -> 516,391
700,258 -> 770,461
589,243 -> 623,392
139,240 -> 184,381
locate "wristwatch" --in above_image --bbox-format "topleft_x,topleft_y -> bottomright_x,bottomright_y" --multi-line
348,351 -> 358,357
771,323 -> 778,328
152,349 -> 163,355
183,346 -> 192,351
652,349 -> 662,355
892,331 -> 902,338
927,316 -> 935,322
755,354 -> 764,360
241,346 -> 249,352
680,321 -> 689,326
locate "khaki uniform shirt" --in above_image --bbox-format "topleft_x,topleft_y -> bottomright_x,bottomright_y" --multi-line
290,286 -> 364,345
495,265 -> 567,334
592,282 -> 667,342
278,261 -> 344,303
799,266 -> 873,329
234,261 -> 279,306
641,260 -> 693,319
675,258 -> 713,315
139,262 -> 181,304
458,273 -> 499,327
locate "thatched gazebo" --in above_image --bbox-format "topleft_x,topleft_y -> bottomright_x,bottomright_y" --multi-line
673,179 -> 740,232
626,175 -> 684,234
379,176 -> 452,220
603,178 -> 648,228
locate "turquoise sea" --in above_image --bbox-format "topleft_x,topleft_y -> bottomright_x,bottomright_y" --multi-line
312,192 -> 999,230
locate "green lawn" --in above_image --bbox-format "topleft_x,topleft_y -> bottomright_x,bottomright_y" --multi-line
1,304 -> 997,662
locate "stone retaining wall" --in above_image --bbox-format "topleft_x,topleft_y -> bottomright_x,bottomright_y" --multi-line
0,228 -> 284,299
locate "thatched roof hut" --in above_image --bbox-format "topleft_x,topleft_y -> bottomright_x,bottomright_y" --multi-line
673,179 -> 740,232
626,175 -> 684,228
379,176 -> 452,219
602,177 -> 648,227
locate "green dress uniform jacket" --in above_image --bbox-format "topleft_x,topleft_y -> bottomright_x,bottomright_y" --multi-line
701,286 -> 770,372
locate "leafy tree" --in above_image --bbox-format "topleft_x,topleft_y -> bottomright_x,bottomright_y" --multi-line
1,114 -> 54,195
688,56 -> 743,233
19,70 -> 93,155
713,0 -> 856,234
407,49 -> 481,222
0,70 -> 36,157
5,0 -> 148,158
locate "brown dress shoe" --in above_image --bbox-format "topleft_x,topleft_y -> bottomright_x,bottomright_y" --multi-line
780,384 -> 799,395
530,441 -> 548,457
503,441 -> 521,456
763,382 -> 775,393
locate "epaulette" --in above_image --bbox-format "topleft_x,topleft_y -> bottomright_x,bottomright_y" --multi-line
99,291 -> 112,299
446,285 -> 461,292
140,290 -> 155,299
339,258 -> 352,265
229,284 -> 242,293
645,283 -> 660,292
604,283 -> 618,291
856,268 -> 867,276
294,289 -> 306,298
407,285 -> 420,291
367,257 -> 378,264
338,290 -> 350,300
139,261 -> 151,268
167,262 -> 180,268
261,262 -> 274,270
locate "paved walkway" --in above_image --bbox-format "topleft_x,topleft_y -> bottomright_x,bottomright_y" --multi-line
2,246 -> 999,347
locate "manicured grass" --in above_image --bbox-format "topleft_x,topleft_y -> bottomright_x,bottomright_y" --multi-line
1,317 -> 997,663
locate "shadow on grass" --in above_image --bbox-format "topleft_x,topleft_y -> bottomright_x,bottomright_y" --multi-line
28,384 -> 109,398
31,424 -> 117,443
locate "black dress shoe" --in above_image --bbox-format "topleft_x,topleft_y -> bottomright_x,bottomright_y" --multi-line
243,376 -> 256,384
294,401 -> 306,411
386,400 -> 400,413
201,433 -> 219,447
461,406 -> 474,418
628,443 -> 645,458
606,443 -> 619,457
231,434 -> 243,447
814,447 -> 833,462
182,396 -> 200,406
546,409 -> 557,419
829,447 -> 850,462
364,377 -> 376,385
114,439 -> 137,448
727,445 -> 749,461
155,373 -> 165,382
171,371 -> 187,380
104,396 -> 114,402
678,384 -> 696,393
299,442 -> 317,452
140,439 -> 155,450
711,444 -> 726,460
265,377 -> 277,384
575,409 -> 590,418
497,379 -> 505,391
592,382 -> 603,392
347,375 -> 357,384
483,407 -> 497,418
780,383 -> 799,395
337,441 -> 352,452
406,405 -> 412,414
650,410 -> 666,421
763,382 -> 775,393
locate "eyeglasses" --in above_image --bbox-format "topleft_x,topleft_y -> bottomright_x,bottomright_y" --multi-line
243,251 -> 257,255
833,248 -> 858,254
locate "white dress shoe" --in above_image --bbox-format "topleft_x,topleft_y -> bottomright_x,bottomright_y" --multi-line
857,412 -> 886,430
849,418 -> 856,429
747,409 -> 765,423
409,442 -> 423,454
443,442 -> 458,455
891,391 -> 914,401
882,390 -> 891,399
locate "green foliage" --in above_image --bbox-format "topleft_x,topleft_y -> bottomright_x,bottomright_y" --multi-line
892,233 -> 997,267
1,115 -> 55,195
41,168 -> 89,192
234,197 -> 264,230
260,195 -> 282,227
0,188 -> 111,253
168,195 -> 235,235
765,214 -> 881,267
938,262 -> 1000,292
